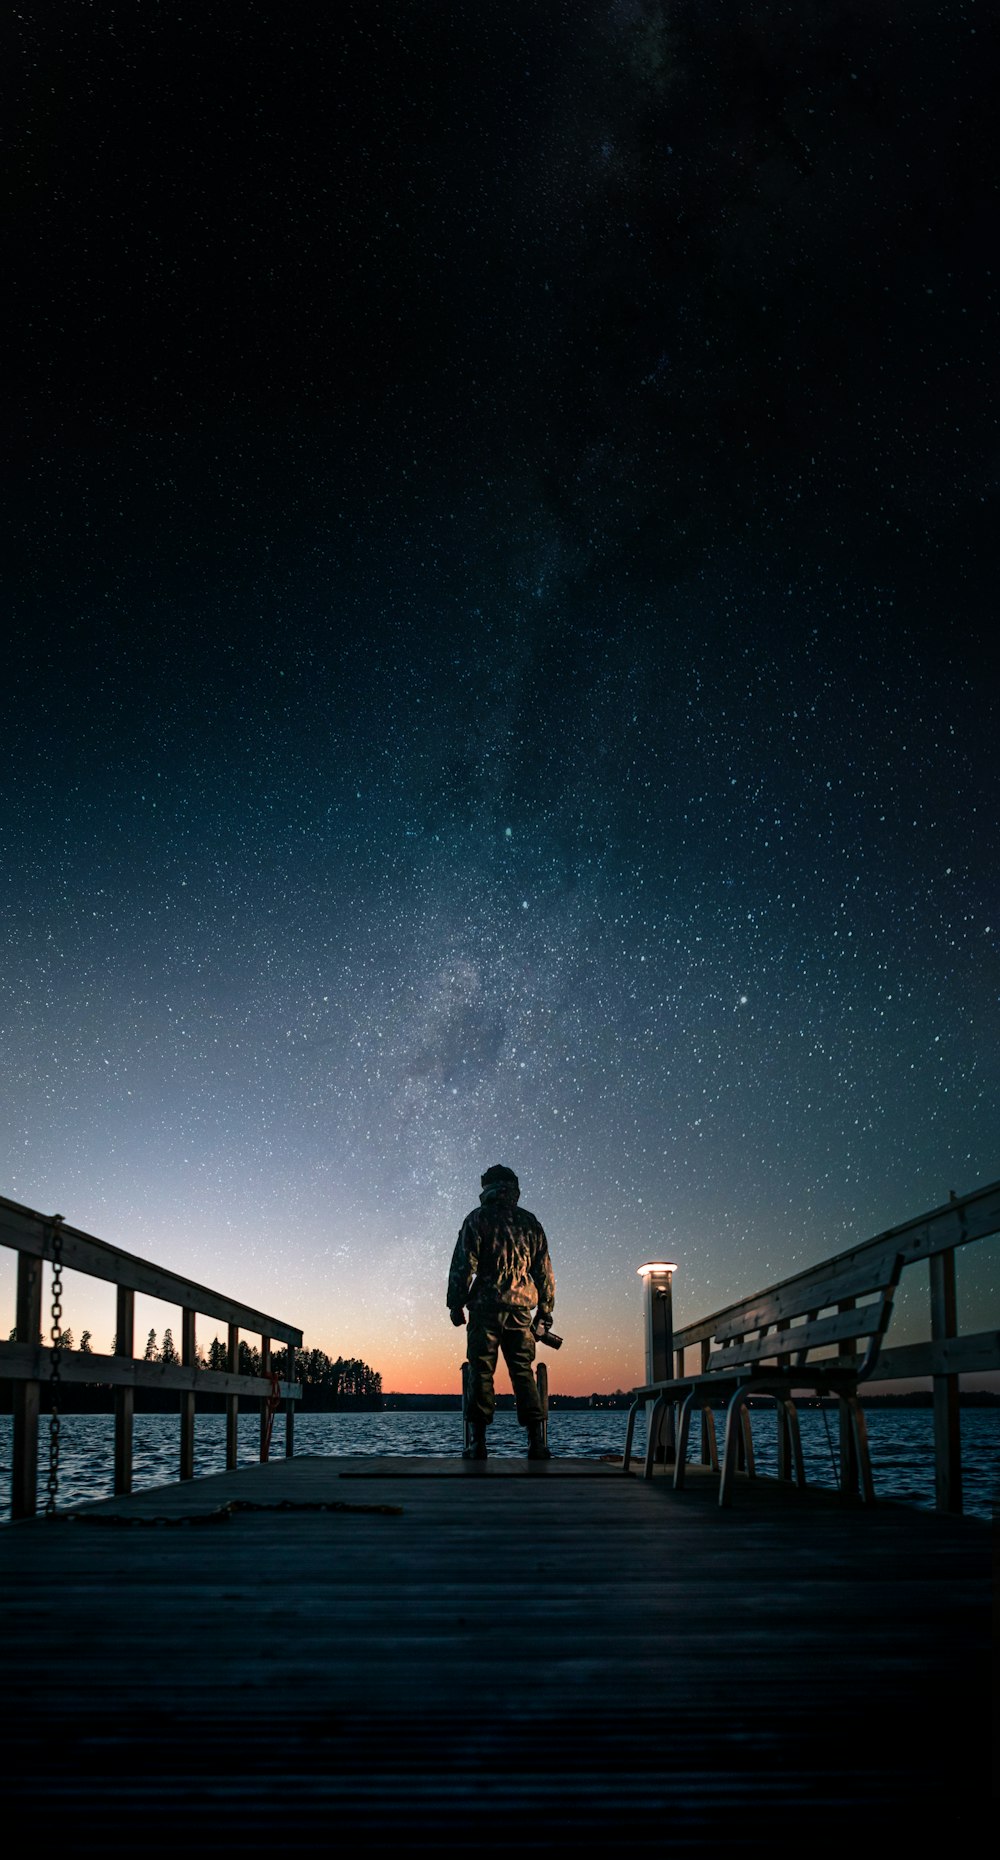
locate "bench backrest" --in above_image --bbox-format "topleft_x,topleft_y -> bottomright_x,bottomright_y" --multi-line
706,1252 -> 902,1380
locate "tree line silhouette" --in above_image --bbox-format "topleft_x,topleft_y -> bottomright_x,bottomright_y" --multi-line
5,1327 -> 383,1411
202,1337 -> 383,1409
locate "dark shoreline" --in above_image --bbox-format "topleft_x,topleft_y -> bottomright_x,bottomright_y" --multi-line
383,1391 -> 1000,1410
4,1388 -> 997,1415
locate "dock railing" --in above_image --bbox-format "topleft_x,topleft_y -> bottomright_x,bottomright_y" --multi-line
649,1177 -> 1000,1513
0,1192 -> 303,1520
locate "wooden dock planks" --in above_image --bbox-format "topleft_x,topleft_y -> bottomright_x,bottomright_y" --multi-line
0,1454 -> 991,1851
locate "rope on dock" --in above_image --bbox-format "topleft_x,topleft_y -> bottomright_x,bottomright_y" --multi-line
53,1497 -> 404,1526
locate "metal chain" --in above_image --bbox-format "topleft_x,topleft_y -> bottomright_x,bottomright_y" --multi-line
44,1215 -> 65,1518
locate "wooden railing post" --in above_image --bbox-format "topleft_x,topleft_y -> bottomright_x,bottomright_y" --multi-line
536,1359 -> 548,1449
227,1324 -> 239,1470
114,1287 -> 135,1495
180,1307 -> 196,1481
259,1335 -> 271,1462
837,1298 -> 859,1494
775,1319 -> 792,1481
930,1249 -> 962,1513
699,1338 -> 717,1467
285,1343 -> 296,1458
12,1251 -> 42,1519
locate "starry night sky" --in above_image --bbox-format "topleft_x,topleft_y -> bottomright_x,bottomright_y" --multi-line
4,3 -> 998,1391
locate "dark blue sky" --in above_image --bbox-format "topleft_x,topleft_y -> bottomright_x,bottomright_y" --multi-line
4,3 -> 997,1388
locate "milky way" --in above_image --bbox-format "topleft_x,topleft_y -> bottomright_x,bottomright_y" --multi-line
4,5 -> 997,1389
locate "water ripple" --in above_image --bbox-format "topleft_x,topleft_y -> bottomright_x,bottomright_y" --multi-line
1,1407 -> 996,1521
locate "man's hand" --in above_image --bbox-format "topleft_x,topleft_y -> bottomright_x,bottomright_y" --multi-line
449,1307 -> 466,1327
533,1314 -> 552,1339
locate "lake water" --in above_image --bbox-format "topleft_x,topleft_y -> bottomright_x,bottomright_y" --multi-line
1,1406 -> 997,1522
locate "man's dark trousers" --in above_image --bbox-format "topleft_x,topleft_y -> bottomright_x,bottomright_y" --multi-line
466,1305 -> 542,1425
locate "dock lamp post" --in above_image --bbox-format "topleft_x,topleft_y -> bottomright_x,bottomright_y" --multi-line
638,1260 -> 678,1464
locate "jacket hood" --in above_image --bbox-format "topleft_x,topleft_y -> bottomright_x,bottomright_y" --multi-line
479,1182 -> 520,1207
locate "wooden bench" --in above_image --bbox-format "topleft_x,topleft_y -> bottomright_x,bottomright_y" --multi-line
622,1251 -> 903,1506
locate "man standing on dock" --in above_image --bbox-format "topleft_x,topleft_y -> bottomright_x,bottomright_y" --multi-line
448,1163 -> 556,1461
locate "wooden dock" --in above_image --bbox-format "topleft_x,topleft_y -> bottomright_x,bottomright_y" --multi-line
1,1453 -> 992,1852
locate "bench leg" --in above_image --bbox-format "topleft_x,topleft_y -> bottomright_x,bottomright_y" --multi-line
848,1396 -> 876,1504
674,1391 -> 696,1490
662,1396 -> 677,1466
739,1404 -> 756,1478
783,1400 -> 807,1487
720,1389 -> 750,1508
622,1398 -> 641,1473
776,1399 -> 792,1481
643,1395 -> 667,1481
836,1395 -> 859,1496
701,1405 -> 719,1471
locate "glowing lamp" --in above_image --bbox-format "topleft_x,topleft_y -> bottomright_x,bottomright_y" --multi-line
637,1257 -> 679,1396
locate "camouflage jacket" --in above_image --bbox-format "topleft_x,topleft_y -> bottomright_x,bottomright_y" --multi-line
447,1189 -> 555,1321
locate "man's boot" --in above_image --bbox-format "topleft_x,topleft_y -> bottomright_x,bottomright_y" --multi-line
464,1420 -> 488,1460
526,1420 -> 551,1461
